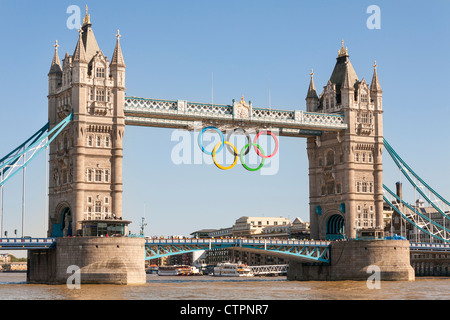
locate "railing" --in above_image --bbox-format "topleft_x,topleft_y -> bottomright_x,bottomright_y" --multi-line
0,238 -> 56,249
124,96 -> 348,132
144,238 -> 331,247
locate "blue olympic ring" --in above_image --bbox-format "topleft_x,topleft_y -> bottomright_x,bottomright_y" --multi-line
198,126 -> 225,155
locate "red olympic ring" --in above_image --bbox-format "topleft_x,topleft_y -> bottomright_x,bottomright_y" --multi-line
254,131 -> 279,159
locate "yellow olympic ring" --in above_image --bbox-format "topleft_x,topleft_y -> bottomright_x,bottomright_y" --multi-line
212,141 -> 238,170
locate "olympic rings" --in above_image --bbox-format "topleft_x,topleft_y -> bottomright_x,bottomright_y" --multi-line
198,126 -> 279,172
198,126 -> 224,155
240,143 -> 265,172
254,130 -> 279,159
212,141 -> 238,170
226,128 -> 251,156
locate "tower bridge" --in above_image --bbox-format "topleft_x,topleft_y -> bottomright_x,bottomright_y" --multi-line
0,9 -> 449,283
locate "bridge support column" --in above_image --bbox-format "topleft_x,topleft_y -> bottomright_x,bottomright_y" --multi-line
27,237 -> 146,285
287,240 -> 415,281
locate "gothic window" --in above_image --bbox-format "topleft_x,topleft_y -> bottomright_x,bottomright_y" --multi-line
90,89 -> 94,100
356,182 -> 361,193
361,93 -> 368,103
87,135 -> 93,147
106,90 -> 111,102
62,169 -> 68,184
96,67 -> 105,78
63,133 -> 68,150
369,183 -> 373,193
96,136 -> 102,147
87,196 -> 92,204
87,169 -> 92,182
105,136 -> 110,148
326,150 -> 335,166
362,182 -> 368,193
95,201 -> 101,213
96,90 -> 105,102
355,153 -> 360,162
368,153 -> 372,163
336,183 -> 342,194
104,169 -> 110,183
104,197 -> 109,205
95,169 -> 102,182
326,181 -> 335,195
362,153 -> 366,163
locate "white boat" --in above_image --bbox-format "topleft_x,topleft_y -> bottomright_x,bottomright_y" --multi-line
213,262 -> 254,277
157,265 -> 192,276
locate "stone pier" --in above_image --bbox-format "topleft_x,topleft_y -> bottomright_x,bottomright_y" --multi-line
287,240 -> 415,281
27,237 -> 146,285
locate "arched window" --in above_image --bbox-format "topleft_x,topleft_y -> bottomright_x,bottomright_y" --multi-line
326,150 -> 335,166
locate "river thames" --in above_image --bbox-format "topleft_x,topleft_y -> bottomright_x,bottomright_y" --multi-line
0,273 -> 449,300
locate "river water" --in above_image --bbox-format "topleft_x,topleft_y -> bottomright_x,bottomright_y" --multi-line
0,273 -> 449,300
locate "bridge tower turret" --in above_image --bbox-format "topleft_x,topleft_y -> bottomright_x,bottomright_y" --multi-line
47,9 -> 126,237
307,41 -> 384,240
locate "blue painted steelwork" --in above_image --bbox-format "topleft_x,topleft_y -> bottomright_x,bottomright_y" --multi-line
383,138 -> 450,242
0,112 -> 73,187
326,215 -> 345,241
384,139 -> 450,223
144,238 -> 331,263
0,238 -> 56,250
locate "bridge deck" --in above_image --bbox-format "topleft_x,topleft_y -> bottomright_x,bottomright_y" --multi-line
124,96 -> 347,137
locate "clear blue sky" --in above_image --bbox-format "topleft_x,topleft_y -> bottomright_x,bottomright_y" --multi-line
0,0 -> 449,243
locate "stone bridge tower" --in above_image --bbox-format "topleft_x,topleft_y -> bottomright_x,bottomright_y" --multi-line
306,41 -> 384,240
47,10 -> 126,236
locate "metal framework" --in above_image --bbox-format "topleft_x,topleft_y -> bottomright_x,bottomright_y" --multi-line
383,138 -> 450,242
124,96 -> 347,137
249,264 -> 288,276
0,112 -> 73,188
145,238 -> 331,263
0,238 -> 56,250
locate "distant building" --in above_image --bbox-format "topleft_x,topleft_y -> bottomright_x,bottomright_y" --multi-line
5,262 -> 27,272
232,216 -> 291,238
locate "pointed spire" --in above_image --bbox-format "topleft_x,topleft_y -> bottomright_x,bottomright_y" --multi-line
370,60 -> 382,92
306,69 -> 318,99
338,39 -> 348,58
73,26 -> 87,63
110,29 -> 126,68
83,5 -> 91,26
49,40 -> 62,74
341,63 -> 353,90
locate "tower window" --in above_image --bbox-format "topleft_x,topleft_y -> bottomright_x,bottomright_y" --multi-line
95,170 -> 102,182
96,90 -> 105,102
104,169 -> 110,183
87,169 -> 92,182
96,136 -> 102,147
95,201 -> 102,213
96,67 -> 105,78
326,150 -> 335,166
87,135 -> 93,147
105,136 -> 110,148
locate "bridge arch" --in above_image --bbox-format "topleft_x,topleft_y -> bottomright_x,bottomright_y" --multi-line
326,214 -> 345,241
51,203 -> 72,237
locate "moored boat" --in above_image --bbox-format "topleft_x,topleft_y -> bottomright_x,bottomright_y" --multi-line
213,262 -> 254,277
